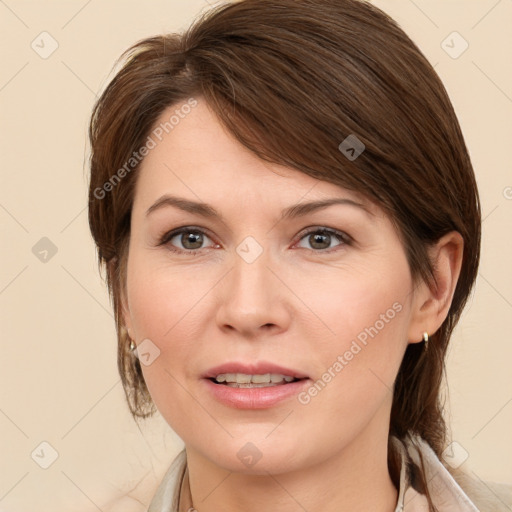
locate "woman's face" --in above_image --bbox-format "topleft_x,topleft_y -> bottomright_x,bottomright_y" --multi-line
123,98 -> 423,474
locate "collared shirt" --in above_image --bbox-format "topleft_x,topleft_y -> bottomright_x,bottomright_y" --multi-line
148,434 -> 479,512
391,435 -> 478,511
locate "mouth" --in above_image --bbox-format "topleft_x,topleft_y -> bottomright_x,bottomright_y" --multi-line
209,373 -> 305,388
202,362 -> 311,409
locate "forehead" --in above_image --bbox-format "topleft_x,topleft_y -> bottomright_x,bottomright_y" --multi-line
133,98 -> 375,215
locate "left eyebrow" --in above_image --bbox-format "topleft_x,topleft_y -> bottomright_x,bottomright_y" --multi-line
145,195 -> 373,220
280,197 -> 373,220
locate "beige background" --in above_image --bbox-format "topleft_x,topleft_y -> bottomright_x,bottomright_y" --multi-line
1,0 -> 511,510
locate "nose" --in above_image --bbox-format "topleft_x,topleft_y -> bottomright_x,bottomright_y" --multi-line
215,245 -> 292,338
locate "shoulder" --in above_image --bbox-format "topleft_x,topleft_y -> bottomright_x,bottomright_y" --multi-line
449,466 -> 512,512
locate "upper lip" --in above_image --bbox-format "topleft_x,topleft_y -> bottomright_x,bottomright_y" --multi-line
203,361 -> 309,380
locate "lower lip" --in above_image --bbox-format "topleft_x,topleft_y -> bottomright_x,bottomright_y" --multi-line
203,378 -> 311,409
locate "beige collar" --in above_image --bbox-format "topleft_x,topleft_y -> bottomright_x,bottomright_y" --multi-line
393,435 -> 479,512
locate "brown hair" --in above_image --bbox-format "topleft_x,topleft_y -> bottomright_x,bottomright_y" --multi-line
88,0 -> 480,507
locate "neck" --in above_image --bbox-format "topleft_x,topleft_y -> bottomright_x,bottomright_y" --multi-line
183,419 -> 398,512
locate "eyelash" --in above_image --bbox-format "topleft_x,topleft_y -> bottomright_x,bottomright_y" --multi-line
157,226 -> 352,256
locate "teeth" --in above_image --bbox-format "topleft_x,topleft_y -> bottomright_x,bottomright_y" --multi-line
214,373 -> 296,385
252,373 -> 270,384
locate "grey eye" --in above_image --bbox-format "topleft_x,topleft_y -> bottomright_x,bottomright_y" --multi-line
296,229 -> 345,251
169,230 -> 212,250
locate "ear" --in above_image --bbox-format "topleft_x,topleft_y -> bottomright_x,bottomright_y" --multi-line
407,231 -> 464,344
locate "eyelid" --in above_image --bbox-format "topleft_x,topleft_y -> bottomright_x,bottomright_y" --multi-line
293,226 -> 351,251
158,225 -> 352,254
158,226 -> 218,252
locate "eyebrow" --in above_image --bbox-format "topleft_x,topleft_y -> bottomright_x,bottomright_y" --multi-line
145,194 -> 372,221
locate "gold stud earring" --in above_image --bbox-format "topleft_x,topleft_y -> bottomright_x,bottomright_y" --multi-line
422,332 -> 429,350
129,339 -> 136,352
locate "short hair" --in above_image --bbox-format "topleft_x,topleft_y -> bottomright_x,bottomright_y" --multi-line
88,0 -> 480,504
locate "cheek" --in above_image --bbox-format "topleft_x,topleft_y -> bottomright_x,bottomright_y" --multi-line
291,256 -> 410,357
126,254 -> 216,340
290,298 -> 409,467
289,260 -> 411,424
125,256 -> 220,423
304,303 -> 408,409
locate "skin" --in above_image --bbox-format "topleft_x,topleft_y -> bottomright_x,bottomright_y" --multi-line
122,98 -> 463,512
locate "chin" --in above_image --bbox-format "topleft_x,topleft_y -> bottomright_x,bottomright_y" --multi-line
198,436 -> 308,476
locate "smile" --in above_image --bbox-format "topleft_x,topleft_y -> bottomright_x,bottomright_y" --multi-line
204,375 -> 310,409
213,373 -> 297,387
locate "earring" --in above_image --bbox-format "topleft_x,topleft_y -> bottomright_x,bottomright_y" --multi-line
422,332 -> 429,350
129,339 -> 136,352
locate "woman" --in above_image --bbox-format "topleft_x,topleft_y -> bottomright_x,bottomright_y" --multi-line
87,0 -> 506,510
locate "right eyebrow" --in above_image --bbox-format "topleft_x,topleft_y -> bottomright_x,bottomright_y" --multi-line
146,195 -> 221,219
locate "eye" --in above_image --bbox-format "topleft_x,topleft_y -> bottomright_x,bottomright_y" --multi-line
295,227 -> 349,252
158,225 -> 350,255
159,227 -> 216,255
